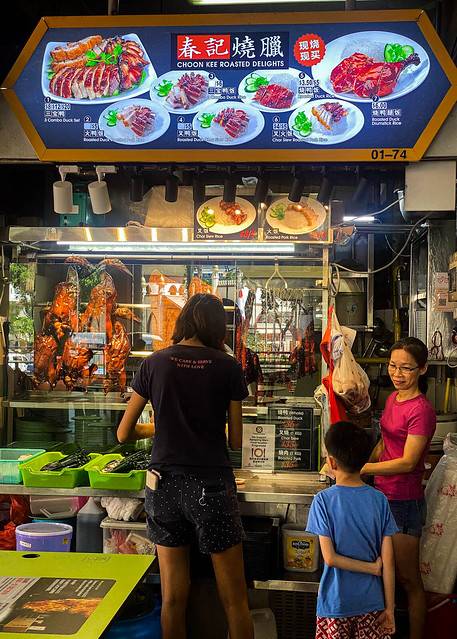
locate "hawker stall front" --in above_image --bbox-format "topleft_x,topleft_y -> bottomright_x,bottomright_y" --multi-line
1,8 -> 457,639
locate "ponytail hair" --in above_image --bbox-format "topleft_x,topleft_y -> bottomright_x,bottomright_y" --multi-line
390,337 -> 428,395
172,293 -> 226,351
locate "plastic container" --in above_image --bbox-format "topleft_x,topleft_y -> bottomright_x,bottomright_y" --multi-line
101,518 -> 154,555
86,454 -> 146,491
0,448 -> 45,484
31,516 -> 77,551
76,497 -> 105,553
282,524 -> 319,573
15,522 -> 73,552
20,452 -> 99,488
29,495 -> 79,517
242,517 -> 280,581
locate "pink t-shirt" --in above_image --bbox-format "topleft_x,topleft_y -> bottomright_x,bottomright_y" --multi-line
375,392 -> 436,500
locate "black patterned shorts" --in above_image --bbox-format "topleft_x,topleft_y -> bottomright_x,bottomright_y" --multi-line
145,473 -> 244,554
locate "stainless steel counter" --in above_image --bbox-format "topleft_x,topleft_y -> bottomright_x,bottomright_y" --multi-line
254,569 -> 321,593
2,473 -> 324,592
1,472 -> 325,503
235,471 -> 324,505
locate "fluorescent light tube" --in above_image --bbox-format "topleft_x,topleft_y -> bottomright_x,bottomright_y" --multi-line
190,0 -> 369,4
56,241 -> 295,254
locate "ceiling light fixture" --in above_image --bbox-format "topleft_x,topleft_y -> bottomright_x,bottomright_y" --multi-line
317,175 -> 333,204
255,172 -> 269,205
88,165 -> 117,214
288,172 -> 305,203
53,165 -> 79,214
192,174 -> 205,206
223,176 -> 237,203
165,174 -> 179,203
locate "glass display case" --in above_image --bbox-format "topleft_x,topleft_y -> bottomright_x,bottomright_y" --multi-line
6,251 -> 328,472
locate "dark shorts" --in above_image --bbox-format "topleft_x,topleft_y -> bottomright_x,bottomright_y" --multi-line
145,472 -> 244,554
388,498 -> 427,538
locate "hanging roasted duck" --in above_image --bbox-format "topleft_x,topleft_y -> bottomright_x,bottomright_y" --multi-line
58,338 -> 98,391
33,334 -> 59,389
104,321 -> 131,394
33,256 -> 138,393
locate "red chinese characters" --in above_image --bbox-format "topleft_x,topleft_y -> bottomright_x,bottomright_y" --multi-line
177,35 -> 231,60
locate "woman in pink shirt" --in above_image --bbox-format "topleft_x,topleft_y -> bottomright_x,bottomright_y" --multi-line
362,337 -> 436,639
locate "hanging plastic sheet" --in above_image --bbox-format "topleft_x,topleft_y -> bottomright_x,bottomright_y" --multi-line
421,433 -> 457,594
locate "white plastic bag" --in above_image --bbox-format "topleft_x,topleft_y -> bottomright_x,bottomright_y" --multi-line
331,310 -> 371,414
420,433 -> 457,594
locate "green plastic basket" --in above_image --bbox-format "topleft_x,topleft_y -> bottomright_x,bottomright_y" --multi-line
0,449 -> 46,484
20,452 -> 100,488
86,454 -> 146,491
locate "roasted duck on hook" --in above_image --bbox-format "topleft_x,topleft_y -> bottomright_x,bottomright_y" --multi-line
104,321 -> 131,394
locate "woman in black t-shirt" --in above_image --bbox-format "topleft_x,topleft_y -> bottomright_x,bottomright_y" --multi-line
117,294 -> 253,639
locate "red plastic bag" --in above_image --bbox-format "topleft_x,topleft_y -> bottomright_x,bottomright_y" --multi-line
0,494 -> 29,550
320,306 -> 348,424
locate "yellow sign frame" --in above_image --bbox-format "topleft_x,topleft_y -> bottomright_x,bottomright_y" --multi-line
2,9 -> 457,162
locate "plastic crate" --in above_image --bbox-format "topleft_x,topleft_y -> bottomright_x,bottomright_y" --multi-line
20,452 -> 100,488
0,448 -> 45,484
101,517 -> 154,555
86,454 -> 146,491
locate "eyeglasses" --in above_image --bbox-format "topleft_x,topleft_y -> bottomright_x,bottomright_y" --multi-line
388,363 -> 419,375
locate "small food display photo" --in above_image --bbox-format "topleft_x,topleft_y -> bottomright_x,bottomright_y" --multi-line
194,197 -> 258,240
264,196 -> 327,241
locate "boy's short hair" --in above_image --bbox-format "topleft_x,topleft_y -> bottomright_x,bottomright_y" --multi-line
325,422 -> 372,473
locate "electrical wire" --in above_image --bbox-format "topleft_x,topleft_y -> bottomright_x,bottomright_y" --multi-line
331,214 -> 430,276
384,234 -> 410,259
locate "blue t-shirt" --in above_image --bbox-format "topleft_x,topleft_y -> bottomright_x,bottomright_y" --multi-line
306,484 -> 398,618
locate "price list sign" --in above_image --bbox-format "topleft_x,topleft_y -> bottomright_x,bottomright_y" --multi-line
272,406 -> 316,471
3,10 -> 456,162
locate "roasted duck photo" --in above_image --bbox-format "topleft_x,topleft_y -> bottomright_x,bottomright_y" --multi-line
42,33 -> 155,102
151,70 -> 220,113
193,101 -> 265,146
312,32 -> 429,101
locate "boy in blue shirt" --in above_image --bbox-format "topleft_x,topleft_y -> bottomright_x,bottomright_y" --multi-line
307,422 -> 398,638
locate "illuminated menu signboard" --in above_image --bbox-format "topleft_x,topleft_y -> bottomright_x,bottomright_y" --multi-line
2,10 -> 457,162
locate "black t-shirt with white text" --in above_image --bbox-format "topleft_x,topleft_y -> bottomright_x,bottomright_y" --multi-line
132,344 -> 248,476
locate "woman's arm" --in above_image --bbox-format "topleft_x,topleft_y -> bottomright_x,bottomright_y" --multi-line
377,536 -> 396,634
227,400 -> 243,450
369,437 -> 384,463
319,536 -> 382,576
361,434 -> 428,476
117,391 -> 149,443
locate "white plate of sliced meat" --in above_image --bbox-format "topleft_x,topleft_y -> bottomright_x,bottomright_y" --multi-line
98,99 -> 170,145
192,101 -> 265,146
288,99 -> 364,145
150,70 -> 222,114
42,33 -> 156,104
238,68 -> 312,113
